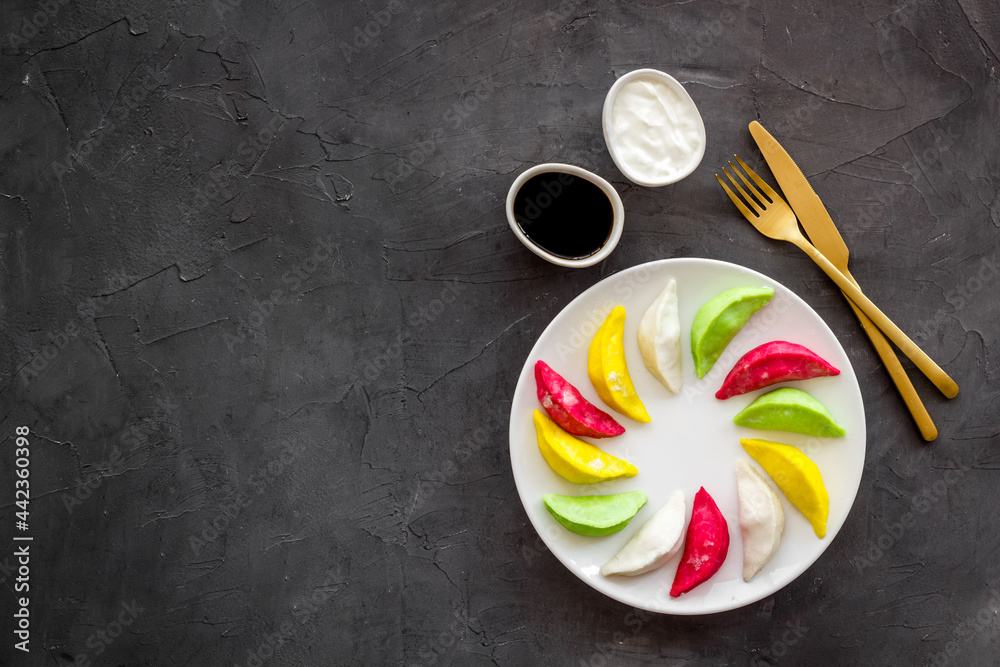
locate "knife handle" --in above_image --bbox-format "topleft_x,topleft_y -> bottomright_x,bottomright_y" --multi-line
844,295 -> 938,440
792,238 -> 960,399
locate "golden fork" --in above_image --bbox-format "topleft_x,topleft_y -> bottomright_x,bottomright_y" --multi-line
746,123 -> 937,439
717,156 -> 959,399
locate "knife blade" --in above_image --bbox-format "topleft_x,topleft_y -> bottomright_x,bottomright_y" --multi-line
749,120 -> 938,441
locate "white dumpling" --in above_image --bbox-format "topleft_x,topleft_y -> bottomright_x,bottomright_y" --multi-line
601,490 -> 686,577
735,460 -> 784,582
637,278 -> 682,393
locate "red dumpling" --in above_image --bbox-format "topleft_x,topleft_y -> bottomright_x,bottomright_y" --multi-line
670,487 -> 729,597
535,360 -> 625,438
716,341 -> 839,400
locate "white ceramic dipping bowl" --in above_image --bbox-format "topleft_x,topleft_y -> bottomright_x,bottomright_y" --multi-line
602,68 -> 707,187
506,163 -> 625,268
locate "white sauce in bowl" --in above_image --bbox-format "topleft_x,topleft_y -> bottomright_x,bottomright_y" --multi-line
603,70 -> 707,187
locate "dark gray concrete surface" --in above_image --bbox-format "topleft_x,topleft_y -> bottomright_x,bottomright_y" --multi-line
1,0 -> 998,664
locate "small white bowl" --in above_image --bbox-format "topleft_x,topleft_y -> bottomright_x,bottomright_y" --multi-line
602,68 -> 707,187
506,163 -> 624,269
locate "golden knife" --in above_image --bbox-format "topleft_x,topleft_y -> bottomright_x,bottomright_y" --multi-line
749,120 -> 939,441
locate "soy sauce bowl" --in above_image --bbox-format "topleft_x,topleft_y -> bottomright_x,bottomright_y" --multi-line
506,163 -> 625,268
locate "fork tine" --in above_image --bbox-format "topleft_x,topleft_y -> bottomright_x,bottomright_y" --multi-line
734,155 -> 782,203
722,166 -> 764,215
716,173 -> 758,221
728,160 -> 769,208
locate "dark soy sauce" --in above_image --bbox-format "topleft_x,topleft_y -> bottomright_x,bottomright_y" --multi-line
513,172 -> 613,260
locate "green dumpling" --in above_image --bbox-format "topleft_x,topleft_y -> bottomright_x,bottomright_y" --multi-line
543,491 -> 648,536
733,387 -> 846,437
691,286 -> 774,377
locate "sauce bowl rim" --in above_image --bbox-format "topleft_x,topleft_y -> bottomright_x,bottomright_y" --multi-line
505,163 -> 625,269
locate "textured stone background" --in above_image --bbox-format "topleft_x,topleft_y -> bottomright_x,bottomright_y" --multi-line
1,0 -> 998,665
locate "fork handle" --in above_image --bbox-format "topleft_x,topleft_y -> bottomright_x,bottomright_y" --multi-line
793,238 -> 960,399
834,267 -> 937,439
844,294 -> 938,440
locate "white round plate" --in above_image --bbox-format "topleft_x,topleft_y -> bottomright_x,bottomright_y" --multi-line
509,258 -> 866,615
